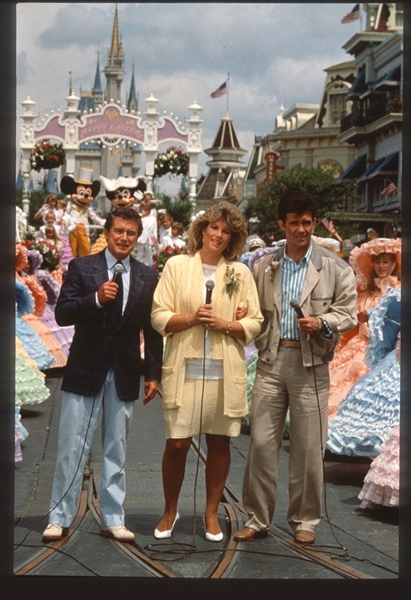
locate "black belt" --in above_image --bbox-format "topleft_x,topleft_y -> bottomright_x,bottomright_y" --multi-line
279,339 -> 301,348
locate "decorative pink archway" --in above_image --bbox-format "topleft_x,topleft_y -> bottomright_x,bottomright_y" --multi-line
19,93 -> 203,213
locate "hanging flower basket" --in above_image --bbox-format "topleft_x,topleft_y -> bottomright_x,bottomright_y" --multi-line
30,140 -> 66,172
154,146 -> 189,178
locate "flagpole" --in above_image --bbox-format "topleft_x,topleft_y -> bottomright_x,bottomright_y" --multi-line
226,73 -> 230,113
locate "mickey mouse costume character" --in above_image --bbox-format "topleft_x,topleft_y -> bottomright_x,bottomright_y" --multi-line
60,168 -> 105,258
90,175 -> 146,255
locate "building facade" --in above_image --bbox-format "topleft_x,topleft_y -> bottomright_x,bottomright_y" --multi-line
338,2 -> 403,225
242,60 -> 357,202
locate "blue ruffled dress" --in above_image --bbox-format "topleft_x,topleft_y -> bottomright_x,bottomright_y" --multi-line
326,287 -> 400,458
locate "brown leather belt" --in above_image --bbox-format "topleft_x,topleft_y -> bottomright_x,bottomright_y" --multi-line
279,339 -> 301,348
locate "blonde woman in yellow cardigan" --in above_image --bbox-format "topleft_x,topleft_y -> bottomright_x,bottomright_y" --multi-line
151,202 -> 263,542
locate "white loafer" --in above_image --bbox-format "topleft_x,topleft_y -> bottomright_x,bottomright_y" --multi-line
100,525 -> 135,542
42,523 -> 69,541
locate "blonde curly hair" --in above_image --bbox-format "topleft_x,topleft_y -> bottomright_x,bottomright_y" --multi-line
188,202 -> 247,260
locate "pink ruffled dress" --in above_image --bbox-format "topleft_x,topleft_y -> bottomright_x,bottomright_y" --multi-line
358,424 -> 399,508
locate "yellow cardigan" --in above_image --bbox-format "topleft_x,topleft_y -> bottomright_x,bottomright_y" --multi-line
151,252 -> 263,417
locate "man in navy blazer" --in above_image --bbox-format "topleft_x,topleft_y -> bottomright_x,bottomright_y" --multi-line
42,207 -> 163,543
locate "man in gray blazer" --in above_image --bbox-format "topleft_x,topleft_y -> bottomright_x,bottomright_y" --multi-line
42,207 -> 163,543
234,190 -> 357,546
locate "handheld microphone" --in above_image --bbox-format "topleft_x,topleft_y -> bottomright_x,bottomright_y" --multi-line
205,279 -> 215,304
112,262 -> 124,284
104,263 -> 124,330
290,298 -> 304,319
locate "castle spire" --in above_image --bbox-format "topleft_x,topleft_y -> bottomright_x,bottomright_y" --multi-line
110,4 -> 121,58
127,58 -> 138,112
104,3 -> 125,104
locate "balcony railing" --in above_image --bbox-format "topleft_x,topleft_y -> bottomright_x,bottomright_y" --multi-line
340,95 -> 402,134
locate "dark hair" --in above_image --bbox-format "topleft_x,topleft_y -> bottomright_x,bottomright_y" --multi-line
277,190 -> 318,222
104,207 -> 142,237
188,201 -> 247,260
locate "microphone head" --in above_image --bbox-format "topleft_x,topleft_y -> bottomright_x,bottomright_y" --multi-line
113,262 -> 124,276
290,298 -> 299,309
205,280 -> 215,291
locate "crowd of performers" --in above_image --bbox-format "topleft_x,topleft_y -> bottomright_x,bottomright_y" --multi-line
15,170 -> 402,513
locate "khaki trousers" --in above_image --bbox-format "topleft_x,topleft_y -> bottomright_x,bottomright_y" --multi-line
242,345 -> 329,534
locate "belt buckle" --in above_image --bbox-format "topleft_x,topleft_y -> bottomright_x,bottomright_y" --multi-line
280,339 -> 301,348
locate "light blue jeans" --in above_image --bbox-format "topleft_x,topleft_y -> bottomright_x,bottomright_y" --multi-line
49,369 -> 134,528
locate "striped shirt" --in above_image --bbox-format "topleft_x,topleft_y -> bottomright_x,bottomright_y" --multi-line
280,242 -> 313,340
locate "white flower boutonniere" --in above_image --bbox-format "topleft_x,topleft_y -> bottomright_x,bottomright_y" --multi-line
265,256 -> 279,284
224,265 -> 242,299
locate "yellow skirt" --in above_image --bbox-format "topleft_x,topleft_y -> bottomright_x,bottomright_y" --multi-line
163,379 -> 241,439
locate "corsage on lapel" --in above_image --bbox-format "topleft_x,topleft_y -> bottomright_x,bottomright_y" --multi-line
265,255 -> 279,284
224,264 -> 242,299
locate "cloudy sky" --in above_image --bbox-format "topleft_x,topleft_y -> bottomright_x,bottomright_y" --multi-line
16,2 -> 362,194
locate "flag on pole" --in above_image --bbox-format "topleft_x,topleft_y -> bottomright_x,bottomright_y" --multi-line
341,4 -> 360,24
321,218 -> 343,242
381,182 -> 397,196
210,81 -> 227,98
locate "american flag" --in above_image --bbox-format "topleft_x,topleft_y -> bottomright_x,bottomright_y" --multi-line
210,81 -> 227,98
381,183 -> 397,196
341,4 -> 360,24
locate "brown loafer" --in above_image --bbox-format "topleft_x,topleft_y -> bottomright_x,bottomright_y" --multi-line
294,530 -> 315,545
233,526 -> 268,542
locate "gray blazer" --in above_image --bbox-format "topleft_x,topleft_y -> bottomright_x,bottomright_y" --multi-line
252,241 -> 358,367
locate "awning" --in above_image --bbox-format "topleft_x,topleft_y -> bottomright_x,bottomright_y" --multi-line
366,152 -> 399,178
346,69 -> 366,99
338,154 -> 367,181
357,152 -> 399,182
357,157 -> 386,182
360,65 -> 401,98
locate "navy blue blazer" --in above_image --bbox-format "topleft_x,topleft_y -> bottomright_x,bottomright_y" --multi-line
55,251 -> 163,401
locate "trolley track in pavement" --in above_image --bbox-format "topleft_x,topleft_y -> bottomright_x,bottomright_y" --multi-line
14,436 -> 393,579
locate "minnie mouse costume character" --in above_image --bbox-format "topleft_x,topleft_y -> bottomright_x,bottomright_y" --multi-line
99,174 -> 146,209
60,168 -> 105,257
90,175 -> 146,255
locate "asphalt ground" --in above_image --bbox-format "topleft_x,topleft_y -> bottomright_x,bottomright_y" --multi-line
6,373 -> 411,599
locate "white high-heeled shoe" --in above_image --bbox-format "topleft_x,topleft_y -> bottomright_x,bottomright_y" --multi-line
154,512 -> 180,539
203,518 -> 223,542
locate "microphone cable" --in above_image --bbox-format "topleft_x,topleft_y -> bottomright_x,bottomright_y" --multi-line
307,334 -> 351,560
305,338 -> 395,572
145,295 -> 218,561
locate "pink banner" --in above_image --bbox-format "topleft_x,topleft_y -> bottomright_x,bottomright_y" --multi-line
78,106 -> 144,142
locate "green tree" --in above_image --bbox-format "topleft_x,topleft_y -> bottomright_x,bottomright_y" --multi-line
157,188 -> 193,229
247,164 -> 359,240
